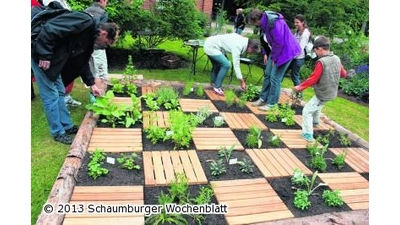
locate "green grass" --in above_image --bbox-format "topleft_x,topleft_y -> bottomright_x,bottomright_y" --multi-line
31,40 -> 369,225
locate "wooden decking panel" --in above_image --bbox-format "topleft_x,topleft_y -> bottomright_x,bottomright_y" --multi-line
63,186 -> 144,224
141,86 -> 157,95
205,89 -> 225,101
318,172 -> 369,210
143,150 -> 207,186
245,92 -> 292,115
270,129 -> 321,149
88,128 -> 142,152
142,111 -> 170,129
220,112 -> 267,130
192,128 -> 244,150
294,115 -> 334,130
210,178 -> 293,225
246,148 -> 312,178
179,98 -> 219,112
330,148 -> 369,173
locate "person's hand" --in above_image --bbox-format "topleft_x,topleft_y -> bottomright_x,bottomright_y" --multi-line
292,86 -> 299,93
263,55 -> 268,65
39,60 -> 51,70
240,79 -> 246,91
90,84 -> 104,97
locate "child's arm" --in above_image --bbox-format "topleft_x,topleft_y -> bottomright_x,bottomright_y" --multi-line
340,65 -> 347,78
293,61 -> 323,92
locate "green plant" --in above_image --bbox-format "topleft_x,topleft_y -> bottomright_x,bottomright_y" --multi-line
195,105 -> 211,124
240,84 -> 260,101
155,87 -> 180,110
310,144 -> 328,172
338,132 -> 352,146
291,168 -> 308,187
182,81 -> 194,96
224,89 -> 237,107
117,153 -> 140,170
265,105 -> 280,122
169,173 -> 189,204
196,84 -> 205,97
322,190 -> 344,207
145,191 -> 188,225
246,125 -> 262,148
218,145 -> 235,164
237,159 -> 254,174
123,55 -> 137,84
166,111 -> 197,149
279,104 -> 296,126
332,149 -> 347,169
269,134 -> 282,147
293,190 -> 311,210
88,149 -> 109,180
212,116 -> 225,127
125,83 -> 138,96
192,186 -> 214,205
145,125 -> 166,144
112,83 -> 125,94
209,159 -> 226,177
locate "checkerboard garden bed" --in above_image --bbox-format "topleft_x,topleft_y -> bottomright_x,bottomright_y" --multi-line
36,81 -> 369,225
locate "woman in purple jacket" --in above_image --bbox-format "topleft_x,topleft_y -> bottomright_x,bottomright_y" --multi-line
248,9 -> 301,111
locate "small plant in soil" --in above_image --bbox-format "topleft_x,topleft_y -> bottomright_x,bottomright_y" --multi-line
212,116 -> 225,127
322,190 -> 345,207
88,149 -> 109,180
112,83 -> 125,94
145,191 -> 187,225
192,186 -> 214,205
143,93 -> 160,111
316,129 -> 335,146
237,97 -> 247,108
166,111 -> 197,149
117,153 -> 141,170
182,81 -> 194,96
218,145 -> 235,163
144,125 -> 167,144
240,83 -> 260,101
265,105 -> 280,122
338,132 -> 352,146
246,125 -> 262,148
279,103 -> 296,126
291,169 -> 328,210
169,173 -> 190,204
237,158 -> 254,174
196,84 -> 205,97
309,144 -> 329,172
269,134 -> 282,147
123,55 -> 138,84
125,83 -> 138,96
331,149 -> 348,169
195,105 -> 212,125
224,89 -> 237,107
209,159 -> 227,176
155,86 -> 181,110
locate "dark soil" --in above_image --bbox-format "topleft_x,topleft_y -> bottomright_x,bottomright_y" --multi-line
255,114 -> 302,130
144,185 -> 226,225
96,115 -> 143,129
314,130 -> 361,148
290,149 -> 356,173
211,100 -> 252,113
105,84 -> 143,97
232,129 -> 289,149
267,177 -> 353,218
76,152 -> 145,186
197,150 -> 264,181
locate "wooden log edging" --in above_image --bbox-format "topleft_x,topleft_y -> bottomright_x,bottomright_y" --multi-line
36,111 -> 98,225
281,89 -> 369,151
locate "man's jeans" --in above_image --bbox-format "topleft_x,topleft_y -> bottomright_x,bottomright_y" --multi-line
260,55 -> 292,106
31,59 -> 74,137
289,58 -> 305,86
302,96 -> 325,135
208,54 -> 231,88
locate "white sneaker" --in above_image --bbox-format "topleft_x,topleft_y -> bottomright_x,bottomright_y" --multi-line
65,95 -> 82,107
258,104 -> 271,111
213,87 -> 225,96
251,99 -> 264,106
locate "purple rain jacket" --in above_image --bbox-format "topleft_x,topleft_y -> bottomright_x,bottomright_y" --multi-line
260,11 -> 301,67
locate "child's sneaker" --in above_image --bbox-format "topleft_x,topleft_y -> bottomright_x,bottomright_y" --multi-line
213,87 -> 225,96
301,133 -> 315,142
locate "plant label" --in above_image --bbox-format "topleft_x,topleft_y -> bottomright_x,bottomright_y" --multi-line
190,88 -> 194,92
166,131 -> 174,136
215,116 -> 224,122
106,157 -> 115,164
272,136 -> 278,141
281,118 -> 287,123
229,158 -> 237,165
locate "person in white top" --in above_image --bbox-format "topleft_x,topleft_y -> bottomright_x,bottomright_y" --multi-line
288,14 -> 311,94
204,33 -> 260,95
